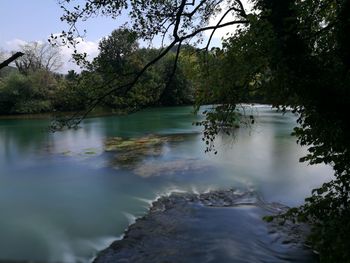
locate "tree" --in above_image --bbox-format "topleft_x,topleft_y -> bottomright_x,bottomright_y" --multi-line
253,1 -> 350,262
65,70 -> 79,81
158,52 -> 194,106
94,28 -> 139,74
0,46 -> 64,114
0,71 -> 54,114
15,41 -> 63,74
56,1 -> 350,261
77,30 -> 195,112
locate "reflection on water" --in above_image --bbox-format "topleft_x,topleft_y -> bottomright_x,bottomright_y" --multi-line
0,105 -> 332,262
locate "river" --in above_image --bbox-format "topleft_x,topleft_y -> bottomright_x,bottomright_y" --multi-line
0,105 -> 332,262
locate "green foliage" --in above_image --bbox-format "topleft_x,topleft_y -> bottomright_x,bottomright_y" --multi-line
0,41 -> 66,114
158,53 -> 194,106
262,215 -> 274,223
14,100 -> 52,114
0,71 -> 57,114
194,104 -> 241,154
247,1 -> 350,261
94,28 -> 139,75
0,73 -> 31,113
52,75 -> 89,112
0,66 -> 17,79
185,8 -> 350,261
82,31 -> 198,110
0,34 -> 200,115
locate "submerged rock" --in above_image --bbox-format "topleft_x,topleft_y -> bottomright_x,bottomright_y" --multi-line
94,189 -> 317,263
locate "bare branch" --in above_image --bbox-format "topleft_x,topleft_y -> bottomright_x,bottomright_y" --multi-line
233,0 -> 247,18
204,7 -> 236,51
183,0 -> 208,18
181,20 -> 249,41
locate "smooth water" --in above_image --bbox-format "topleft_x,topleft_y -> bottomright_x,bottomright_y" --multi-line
0,105 -> 332,262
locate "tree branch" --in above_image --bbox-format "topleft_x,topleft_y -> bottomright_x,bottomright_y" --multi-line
181,20 -> 249,41
204,7 -> 236,51
52,0 -> 249,131
173,0 -> 188,40
0,52 -> 24,70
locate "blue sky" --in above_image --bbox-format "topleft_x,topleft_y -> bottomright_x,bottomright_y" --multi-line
0,0 -> 250,72
0,1 -> 64,45
0,0 -> 121,48
0,0 -> 128,72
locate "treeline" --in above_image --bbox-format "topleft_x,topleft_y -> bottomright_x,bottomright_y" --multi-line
0,42 -> 64,114
0,29 -> 270,115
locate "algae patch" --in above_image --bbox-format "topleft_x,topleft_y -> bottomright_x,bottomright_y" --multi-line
56,133 -> 210,176
104,134 -> 187,168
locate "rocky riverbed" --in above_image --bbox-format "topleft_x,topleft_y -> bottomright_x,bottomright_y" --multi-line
94,189 -> 317,263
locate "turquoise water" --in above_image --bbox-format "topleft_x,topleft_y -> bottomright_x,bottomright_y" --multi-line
0,105 -> 332,262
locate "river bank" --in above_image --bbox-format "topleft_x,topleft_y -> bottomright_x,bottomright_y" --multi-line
94,189 -> 317,263
0,104 -> 199,121
0,108 -> 128,120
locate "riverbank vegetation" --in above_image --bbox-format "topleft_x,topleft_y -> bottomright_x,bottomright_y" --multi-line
0,30 -> 269,116
53,0 -> 350,262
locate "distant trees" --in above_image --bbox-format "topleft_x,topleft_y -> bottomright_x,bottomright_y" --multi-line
0,35 -> 202,115
0,70 -> 55,113
0,41 -> 63,114
52,70 -> 89,112
15,42 -> 63,75
94,29 -> 139,75
3,29 -> 268,116
158,51 -> 194,106
78,29 -> 198,111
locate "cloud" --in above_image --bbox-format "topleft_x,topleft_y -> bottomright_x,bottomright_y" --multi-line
58,37 -> 100,73
5,38 -> 28,50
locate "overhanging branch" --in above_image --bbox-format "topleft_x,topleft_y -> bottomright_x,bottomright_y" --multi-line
52,0 -> 250,131
0,52 -> 24,70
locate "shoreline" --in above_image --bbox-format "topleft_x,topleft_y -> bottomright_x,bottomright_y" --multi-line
0,103 -> 274,121
0,105 -> 195,121
0,110 -> 127,121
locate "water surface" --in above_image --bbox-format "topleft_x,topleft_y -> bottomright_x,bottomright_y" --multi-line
0,105 -> 332,262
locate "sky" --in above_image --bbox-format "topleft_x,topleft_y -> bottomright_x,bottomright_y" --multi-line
0,0 -> 127,72
0,0 -> 251,73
